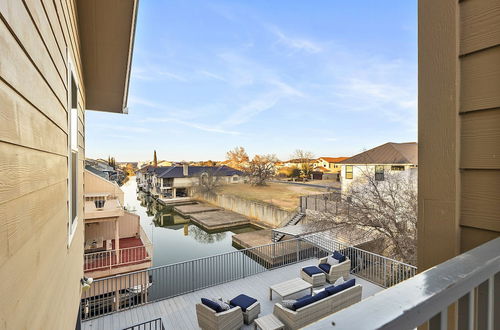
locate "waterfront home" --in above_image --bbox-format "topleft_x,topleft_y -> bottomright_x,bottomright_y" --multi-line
151,164 -> 244,199
338,142 -> 418,192
82,170 -> 152,317
0,0 -> 138,328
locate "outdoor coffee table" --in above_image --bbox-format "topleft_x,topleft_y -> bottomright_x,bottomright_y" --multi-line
269,278 -> 312,300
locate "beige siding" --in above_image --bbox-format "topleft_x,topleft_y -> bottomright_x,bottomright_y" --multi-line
419,0 -> 500,274
0,1 -> 85,329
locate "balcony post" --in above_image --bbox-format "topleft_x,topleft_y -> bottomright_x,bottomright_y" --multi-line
115,218 -> 120,266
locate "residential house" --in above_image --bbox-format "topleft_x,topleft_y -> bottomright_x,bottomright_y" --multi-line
338,142 -> 418,192
152,164 -> 244,199
314,157 -> 349,173
82,170 -> 152,318
0,0 -> 137,329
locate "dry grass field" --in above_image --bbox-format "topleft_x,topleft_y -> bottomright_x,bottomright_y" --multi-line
219,182 -> 325,210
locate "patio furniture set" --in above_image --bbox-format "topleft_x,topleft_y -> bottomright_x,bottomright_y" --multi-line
195,251 -> 363,330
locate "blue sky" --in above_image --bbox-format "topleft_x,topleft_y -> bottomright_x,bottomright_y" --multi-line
86,0 -> 417,162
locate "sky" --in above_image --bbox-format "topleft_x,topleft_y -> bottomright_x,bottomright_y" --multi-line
85,0 -> 417,162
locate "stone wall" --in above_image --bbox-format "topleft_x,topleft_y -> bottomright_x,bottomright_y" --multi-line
195,191 -> 294,228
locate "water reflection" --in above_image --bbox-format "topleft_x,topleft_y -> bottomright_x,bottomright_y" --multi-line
188,225 -> 227,244
121,177 -> 257,266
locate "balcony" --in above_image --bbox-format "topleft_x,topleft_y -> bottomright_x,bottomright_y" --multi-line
80,232 -> 415,328
84,237 -> 152,273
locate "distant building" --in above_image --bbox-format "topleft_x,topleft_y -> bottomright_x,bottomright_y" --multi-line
314,157 -> 349,173
150,165 -> 244,199
339,142 -> 418,192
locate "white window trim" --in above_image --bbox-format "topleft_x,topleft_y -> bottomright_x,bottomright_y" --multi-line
67,55 -> 79,247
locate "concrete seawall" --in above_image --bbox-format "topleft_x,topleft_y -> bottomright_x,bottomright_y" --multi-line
195,191 -> 294,228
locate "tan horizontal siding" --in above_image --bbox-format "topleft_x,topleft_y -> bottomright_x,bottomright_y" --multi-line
460,0 -> 500,56
0,181 -> 67,265
40,0 -> 67,67
0,142 -> 67,205
0,0 -> 67,110
460,45 -> 500,112
461,170 -> 500,232
0,18 -> 67,131
460,108 -> 500,169
23,0 -> 67,87
0,79 -> 67,156
460,226 -> 499,253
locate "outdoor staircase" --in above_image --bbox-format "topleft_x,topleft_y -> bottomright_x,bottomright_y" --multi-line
274,212 -> 305,242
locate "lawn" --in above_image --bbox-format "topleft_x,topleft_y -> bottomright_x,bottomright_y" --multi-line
218,182 -> 326,211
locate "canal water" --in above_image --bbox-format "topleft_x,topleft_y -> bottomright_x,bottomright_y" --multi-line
122,176 -> 257,266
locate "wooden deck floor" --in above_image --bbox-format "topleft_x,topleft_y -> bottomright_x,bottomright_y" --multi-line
82,260 -> 383,330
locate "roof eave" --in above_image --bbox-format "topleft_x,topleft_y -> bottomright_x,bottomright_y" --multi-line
77,0 -> 139,114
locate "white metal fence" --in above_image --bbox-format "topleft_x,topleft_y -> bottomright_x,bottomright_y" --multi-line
81,233 -> 416,320
306,237 -> 499,330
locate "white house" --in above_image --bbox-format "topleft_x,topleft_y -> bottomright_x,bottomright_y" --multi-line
339,142 -> 418,193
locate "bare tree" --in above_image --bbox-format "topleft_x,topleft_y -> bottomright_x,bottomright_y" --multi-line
195,168 -> 223,193
313,169 -> 417,264
248,154 -> 277,186
226,146 -> 249,170
291,149 -> 315,177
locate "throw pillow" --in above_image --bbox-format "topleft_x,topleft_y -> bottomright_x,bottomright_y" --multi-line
327,255 -> 339,265
334,276 -> 345,286
212,298 -> 231,311
281,299 -> 296,310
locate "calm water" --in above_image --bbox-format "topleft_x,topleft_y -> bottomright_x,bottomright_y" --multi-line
122,177 -> 257,266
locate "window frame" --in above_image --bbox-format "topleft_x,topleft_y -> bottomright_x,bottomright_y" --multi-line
345,165 -> 353,179
391,165 -> 405,171
67,58 -> 79,247
375,165 -> 385,181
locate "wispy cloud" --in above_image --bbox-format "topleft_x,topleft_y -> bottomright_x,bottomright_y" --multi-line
198,70 -> 227,82
141,117 -> 240,135
269,26 -> 322,54
131,66 -> 188,82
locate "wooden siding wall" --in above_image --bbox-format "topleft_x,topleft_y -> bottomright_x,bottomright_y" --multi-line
419,0 -> 500,272
0,1 -> 85,329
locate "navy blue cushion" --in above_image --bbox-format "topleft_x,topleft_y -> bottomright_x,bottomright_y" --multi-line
296,294 -> 312,303
201,298 -> 223,313
302,266 -> 324,277
319,263 -> 331,273
229,294 -> 257,312
325,278 -> 356,296
292,290 -> 329,310
333,251 -> 346,263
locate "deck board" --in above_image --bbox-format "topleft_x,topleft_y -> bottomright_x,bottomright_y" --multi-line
82,260 -> 383,330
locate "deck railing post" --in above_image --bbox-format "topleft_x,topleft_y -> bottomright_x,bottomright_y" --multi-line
296,239 -> 300,262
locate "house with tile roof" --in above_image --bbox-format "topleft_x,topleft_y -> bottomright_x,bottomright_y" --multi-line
150,164 -> 245,199
314,157 -> 350,173
338,142 -> 418,192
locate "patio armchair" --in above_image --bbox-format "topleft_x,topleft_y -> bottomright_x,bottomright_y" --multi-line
196,302 -> 244,330
318,252 -> 351,283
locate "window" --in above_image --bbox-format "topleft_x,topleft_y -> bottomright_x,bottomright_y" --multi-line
375,165 -> 385,181
68,72 -> 78,245
391,165 -> 405,171
345,165 -> 353,179
232,176 -> 239,182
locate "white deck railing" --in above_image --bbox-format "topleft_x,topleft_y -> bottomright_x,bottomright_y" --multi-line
306,237 -> 500,330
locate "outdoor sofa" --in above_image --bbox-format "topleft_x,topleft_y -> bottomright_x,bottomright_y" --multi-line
196,294 -> 260,329
273,279 -> 362,330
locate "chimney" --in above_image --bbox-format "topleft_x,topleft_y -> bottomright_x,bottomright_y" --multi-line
183,164 -> 188,176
